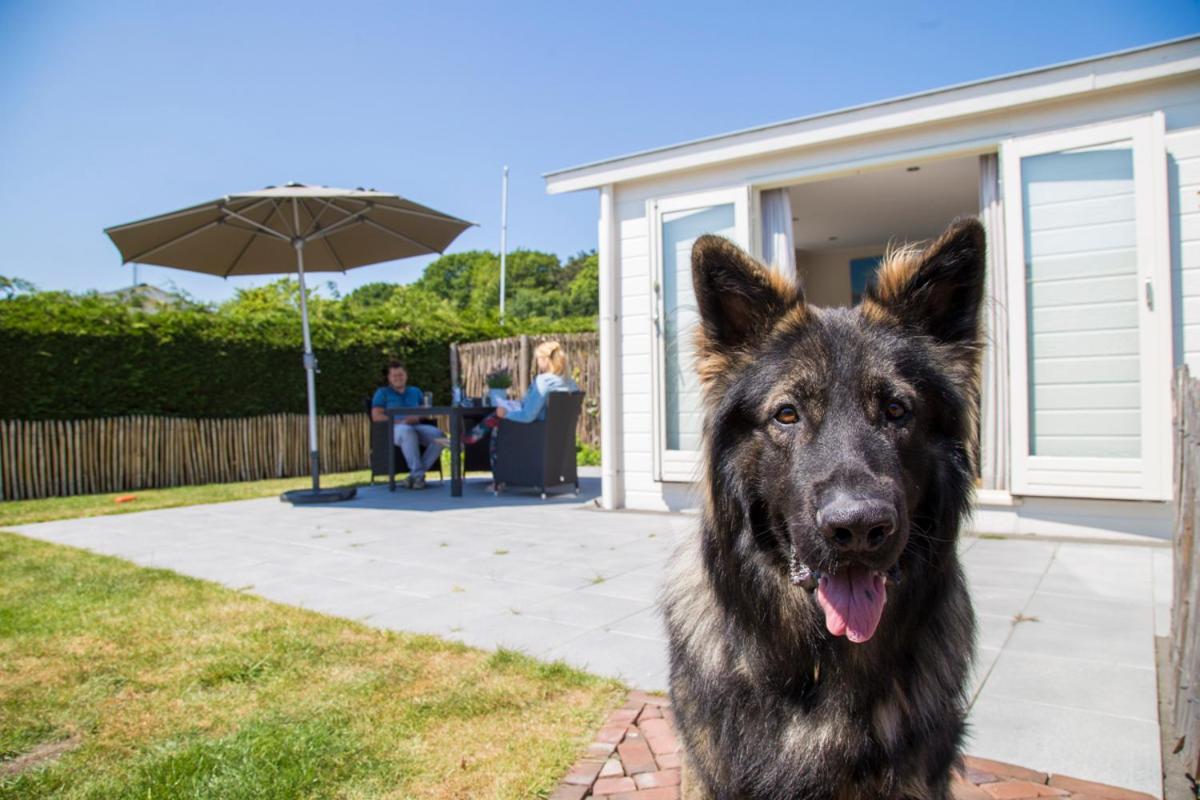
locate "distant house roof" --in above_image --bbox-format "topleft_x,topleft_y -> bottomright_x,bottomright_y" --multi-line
544,35 -> 1200,194
103,283 -> 189,313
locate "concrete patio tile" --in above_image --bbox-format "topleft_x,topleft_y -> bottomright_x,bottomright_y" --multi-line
604,607 -> 667,641
961,539 -> 1058,571
520,591 -> 652,630
968,583 -> 1039,618
457,557 -> 606,590
577,572 -> 666,604
963,562 -> 1048,593
1021,591 -> 1153,632
450,611 -> 592,658
547,629 -> 669,691
438,576 -> 572,610
251,572 -> 424,619
1003,616 -> 1155,669
319,561 -> 456,597
1151,548 -> 1174,638
366,595 -> 495,638
981,649 -> 1158,722
966,694 -> 1161,797
260,546 -> 376,574
192,560 -> 309,591
968,645 -> 1001,700
1053,542 -> 1158,572
975,613 -> 1015,650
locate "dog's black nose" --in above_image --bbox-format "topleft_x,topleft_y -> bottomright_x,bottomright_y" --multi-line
817,497 -> 896,553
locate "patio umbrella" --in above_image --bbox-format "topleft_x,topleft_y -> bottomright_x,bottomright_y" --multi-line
105,183 -> 475,504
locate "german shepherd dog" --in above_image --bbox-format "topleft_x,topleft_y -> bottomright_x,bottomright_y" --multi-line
662,218 -> 985,800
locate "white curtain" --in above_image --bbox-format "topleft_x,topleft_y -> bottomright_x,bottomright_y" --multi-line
761,188 -> 797,282
979,154 -> 1009,492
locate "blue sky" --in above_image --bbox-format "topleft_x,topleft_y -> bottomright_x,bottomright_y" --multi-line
1,1 -> 1197,302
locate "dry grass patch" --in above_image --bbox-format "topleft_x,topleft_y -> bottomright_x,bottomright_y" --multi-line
0,533 -> 624,799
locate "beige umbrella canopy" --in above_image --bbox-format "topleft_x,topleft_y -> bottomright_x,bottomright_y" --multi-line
105,183 -> 475,503
105,183 -> 473,275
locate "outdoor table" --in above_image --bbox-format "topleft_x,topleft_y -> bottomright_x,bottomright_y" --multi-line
384,406 -> 495,497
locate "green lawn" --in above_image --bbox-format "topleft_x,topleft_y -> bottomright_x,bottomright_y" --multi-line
0,471 -> 373,527
0,532 -> 624,799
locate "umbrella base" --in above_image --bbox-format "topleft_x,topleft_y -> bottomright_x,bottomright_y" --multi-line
280,487 -> 358,504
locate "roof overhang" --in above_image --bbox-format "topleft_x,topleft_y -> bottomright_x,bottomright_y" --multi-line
544,35 -> 1200,195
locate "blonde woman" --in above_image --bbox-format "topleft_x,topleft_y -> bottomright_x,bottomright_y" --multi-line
463,341 -> 579,467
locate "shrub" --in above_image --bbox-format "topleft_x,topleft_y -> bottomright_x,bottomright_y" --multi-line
0,286 -> 593,421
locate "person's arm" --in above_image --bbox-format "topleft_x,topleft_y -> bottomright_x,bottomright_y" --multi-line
370,388 -> 389,422
503,376 -> 549,424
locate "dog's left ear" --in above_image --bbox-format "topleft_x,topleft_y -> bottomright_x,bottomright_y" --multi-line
864,218 -> 986,348
692,235 -> 803,354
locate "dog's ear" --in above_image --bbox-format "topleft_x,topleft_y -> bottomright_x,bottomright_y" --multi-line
691,235 -> 804,354
863,218 -> 986,349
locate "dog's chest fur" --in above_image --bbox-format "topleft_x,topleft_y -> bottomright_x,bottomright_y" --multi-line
663,532 -> 971,800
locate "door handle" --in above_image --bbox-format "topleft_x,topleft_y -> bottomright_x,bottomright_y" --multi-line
1145,278 -> 1154,311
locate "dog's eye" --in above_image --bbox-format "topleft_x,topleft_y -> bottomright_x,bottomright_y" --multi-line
774,405 -> 799,425
883,400 -> 909,422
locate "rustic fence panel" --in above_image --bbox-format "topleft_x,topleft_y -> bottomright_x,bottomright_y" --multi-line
1171,366 -> 1200,777
455,333 -> 600,448
0,413 -> 370,501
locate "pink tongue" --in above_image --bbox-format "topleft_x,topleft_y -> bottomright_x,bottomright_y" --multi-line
816,565 -> 887,643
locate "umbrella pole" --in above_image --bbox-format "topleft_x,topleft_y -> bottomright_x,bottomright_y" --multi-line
294,238 -> 321,492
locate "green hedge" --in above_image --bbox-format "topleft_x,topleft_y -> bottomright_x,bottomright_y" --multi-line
0,292 -> 592,421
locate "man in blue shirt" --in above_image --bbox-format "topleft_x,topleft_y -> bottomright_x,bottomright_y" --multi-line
370,361 -> 446,489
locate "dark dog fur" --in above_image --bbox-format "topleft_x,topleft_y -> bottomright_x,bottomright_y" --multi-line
661,219 -> 985,800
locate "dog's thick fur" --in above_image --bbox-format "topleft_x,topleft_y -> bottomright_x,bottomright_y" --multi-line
661,219 -> 985,800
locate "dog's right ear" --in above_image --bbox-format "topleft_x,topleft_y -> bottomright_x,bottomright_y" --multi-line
691,235 -> 804,355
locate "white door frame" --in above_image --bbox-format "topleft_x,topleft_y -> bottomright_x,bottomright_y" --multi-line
648,186 -> 752,483
1002,112 -> 1171,501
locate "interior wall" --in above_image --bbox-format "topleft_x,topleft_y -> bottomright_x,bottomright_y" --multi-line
796,244 -> 888,307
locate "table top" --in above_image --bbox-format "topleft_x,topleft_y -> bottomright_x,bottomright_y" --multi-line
384,405 -> 495,417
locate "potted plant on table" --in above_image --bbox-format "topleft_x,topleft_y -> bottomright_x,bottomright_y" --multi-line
485,367 -> 512,407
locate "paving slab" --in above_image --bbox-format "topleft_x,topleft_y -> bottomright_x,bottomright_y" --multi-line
6,473 -> 1168,796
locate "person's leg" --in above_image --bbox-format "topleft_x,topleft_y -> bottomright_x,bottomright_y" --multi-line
394,424 -> 421,483
414,424 -> 445,476
463,413 -> 499,445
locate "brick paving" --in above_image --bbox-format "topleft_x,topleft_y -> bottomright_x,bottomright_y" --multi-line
551,693 -> 1158,800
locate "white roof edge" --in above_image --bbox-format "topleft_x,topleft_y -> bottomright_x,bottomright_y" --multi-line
544,34 -> 1200,194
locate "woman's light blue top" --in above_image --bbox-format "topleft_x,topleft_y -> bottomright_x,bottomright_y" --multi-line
505,372 -> 580,423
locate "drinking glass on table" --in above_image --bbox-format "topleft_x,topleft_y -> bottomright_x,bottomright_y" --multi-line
422,391 -> 433,407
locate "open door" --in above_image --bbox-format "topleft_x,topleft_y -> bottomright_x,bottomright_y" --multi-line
649,187 -> 751,482
1002,114 -> 1171,500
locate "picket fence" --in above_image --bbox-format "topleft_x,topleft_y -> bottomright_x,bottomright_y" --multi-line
0,413 -> 369,501
1170,366 -> 1200,779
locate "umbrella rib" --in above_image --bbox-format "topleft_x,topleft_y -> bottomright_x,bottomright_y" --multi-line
321,233 -> 349,272
221,207 -> 291,241
302,210 -> 366,243
301,199 -> 352,238
269,200 -> 297,238
340,196 -> 475,226
122,218 -> 222,264
358,217 -> 441,255
222,228 -> 259,278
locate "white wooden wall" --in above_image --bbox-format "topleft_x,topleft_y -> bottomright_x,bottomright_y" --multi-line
1171,126 -> 1200,371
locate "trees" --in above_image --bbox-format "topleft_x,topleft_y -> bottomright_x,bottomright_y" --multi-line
413,248 -> 598,321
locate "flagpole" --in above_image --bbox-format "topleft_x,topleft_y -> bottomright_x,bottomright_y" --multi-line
499,165 -> 508,324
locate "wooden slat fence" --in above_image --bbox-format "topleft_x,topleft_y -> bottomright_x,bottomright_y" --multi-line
0,413 -> 369,501
454,333 -> 599,447
1171,365 -> 1200,777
